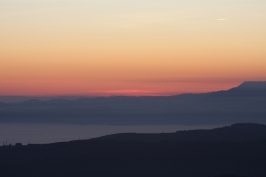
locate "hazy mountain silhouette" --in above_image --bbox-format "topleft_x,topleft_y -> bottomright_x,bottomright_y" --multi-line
0,81 -> 266,125
233,81 -> 266,90
1,123 -> 266,177
0,96 -> 80,103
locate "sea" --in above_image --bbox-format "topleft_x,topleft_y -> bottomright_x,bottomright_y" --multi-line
0,124 -> 220,145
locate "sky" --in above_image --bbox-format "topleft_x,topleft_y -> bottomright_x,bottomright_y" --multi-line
1,0 -> 266,96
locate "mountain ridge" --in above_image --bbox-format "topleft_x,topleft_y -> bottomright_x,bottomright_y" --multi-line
0,81 -> 265,125
235,81 -> 266,90
95,123 -> 266,142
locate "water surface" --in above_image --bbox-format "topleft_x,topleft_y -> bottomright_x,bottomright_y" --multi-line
0,124 -> 220,145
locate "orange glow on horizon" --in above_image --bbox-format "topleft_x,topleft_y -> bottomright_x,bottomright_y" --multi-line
1,1 -> 266,96
0,79 -> 251,97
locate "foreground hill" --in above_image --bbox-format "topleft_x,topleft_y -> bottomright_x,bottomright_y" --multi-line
1,123 -> 266,177
97,123 -> 266,142
0,81 -> 266,125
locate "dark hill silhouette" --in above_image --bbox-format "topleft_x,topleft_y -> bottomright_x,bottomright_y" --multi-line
96,123 -> 266,142
1,123 -> 266,177
0,81 -> 266,125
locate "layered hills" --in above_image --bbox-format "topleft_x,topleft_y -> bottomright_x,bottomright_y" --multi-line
0,81 -> 266,125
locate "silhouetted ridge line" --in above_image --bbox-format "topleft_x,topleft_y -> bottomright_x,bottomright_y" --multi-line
0,81 -> 266,125
1,123 -> 266,177
20,99 -> 43,104
235,81 -> 266,90
96,123 -> 266,142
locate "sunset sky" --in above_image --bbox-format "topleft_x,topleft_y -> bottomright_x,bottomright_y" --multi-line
1,0 -> 266,96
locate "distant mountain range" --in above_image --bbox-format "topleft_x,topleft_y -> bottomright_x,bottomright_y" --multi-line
233,81 -> 266,90
0,81 -> 266,125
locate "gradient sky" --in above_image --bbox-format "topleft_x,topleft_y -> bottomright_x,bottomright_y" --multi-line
1,0 -> 266,96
